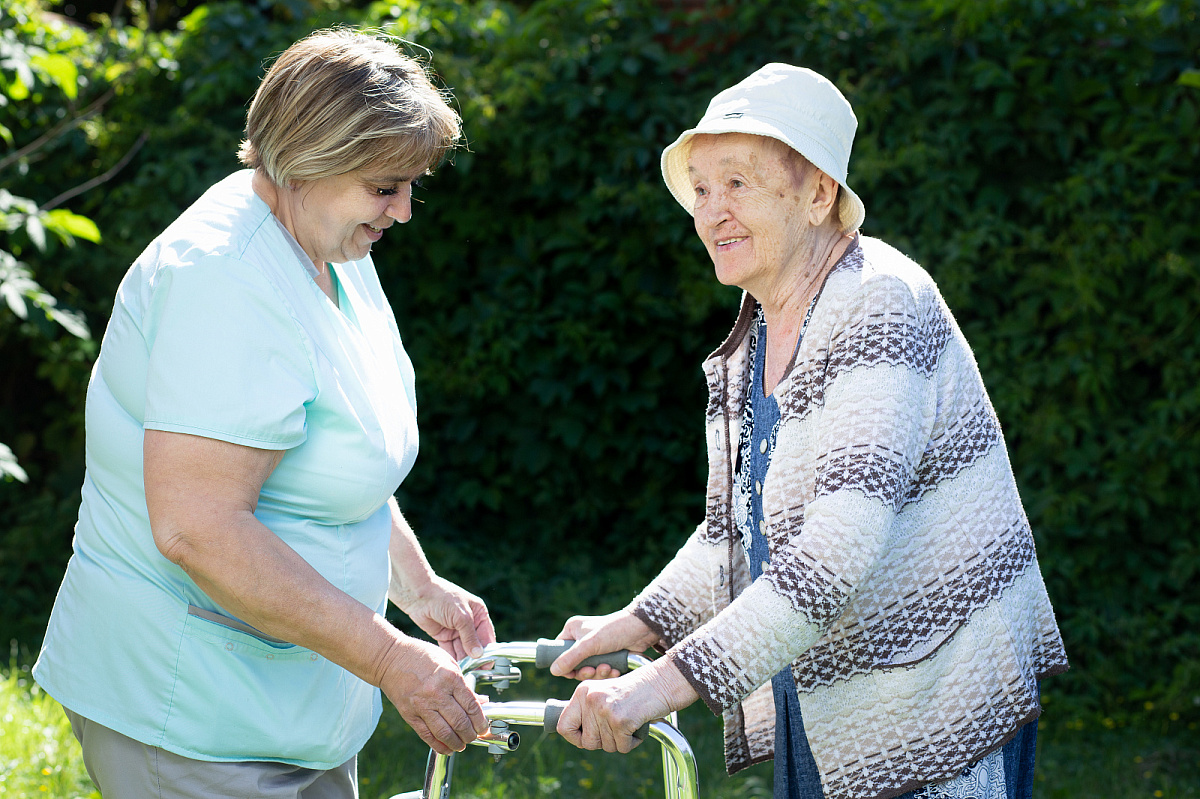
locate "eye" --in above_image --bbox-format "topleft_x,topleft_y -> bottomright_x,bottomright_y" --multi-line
693,184 -> 708,197
730,178 -> 745,189
374,178 -> 419,197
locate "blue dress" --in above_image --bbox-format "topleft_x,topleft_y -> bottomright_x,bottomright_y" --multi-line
738,306 -> 1038,799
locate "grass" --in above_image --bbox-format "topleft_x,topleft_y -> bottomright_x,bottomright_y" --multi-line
0,663 -> 99,798
2,662 -> 1197,798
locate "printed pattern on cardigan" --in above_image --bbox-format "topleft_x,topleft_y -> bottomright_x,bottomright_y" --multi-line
631,236 -> 1068,799
908,398 -> 1003,505
796,524 -> 1037,689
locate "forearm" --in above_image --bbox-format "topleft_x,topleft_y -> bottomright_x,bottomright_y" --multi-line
627,523 -> 714,649
169,508 -> 405,691
386,497 -> 436,611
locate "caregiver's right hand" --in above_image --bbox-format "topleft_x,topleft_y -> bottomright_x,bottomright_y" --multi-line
379,636 -> 488,755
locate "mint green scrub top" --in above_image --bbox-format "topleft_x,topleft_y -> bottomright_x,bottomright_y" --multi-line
33,170 -> 419,769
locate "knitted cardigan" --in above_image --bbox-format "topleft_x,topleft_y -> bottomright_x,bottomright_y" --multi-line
630,236 -> 1068,799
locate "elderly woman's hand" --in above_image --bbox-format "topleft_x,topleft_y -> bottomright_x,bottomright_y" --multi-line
376,633 -> 489,755
550,610 -> 660,680
555,657 -> 698,753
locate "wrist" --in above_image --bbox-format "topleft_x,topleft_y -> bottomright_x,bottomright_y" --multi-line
388,560 -> 437,611
652,655 -> 699,711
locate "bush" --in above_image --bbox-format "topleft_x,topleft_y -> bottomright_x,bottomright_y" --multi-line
1,0 -> 1197,723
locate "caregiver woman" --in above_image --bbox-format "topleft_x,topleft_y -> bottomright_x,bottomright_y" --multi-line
33,29 -> 493,798
551,64 -> 1069,799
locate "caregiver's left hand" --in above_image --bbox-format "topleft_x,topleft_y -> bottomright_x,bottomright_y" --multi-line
403,575 -> 496,661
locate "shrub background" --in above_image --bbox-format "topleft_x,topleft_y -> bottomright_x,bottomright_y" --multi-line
1,0 -> 1197,726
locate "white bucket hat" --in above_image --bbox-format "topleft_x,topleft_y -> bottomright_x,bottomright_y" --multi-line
660,63 -> 865,233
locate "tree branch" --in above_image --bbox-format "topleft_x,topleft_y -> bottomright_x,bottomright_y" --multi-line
0,88 -> 116,174
40,131 -> 149,212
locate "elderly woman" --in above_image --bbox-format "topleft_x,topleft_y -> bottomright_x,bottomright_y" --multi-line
33,29 -> 492,797
551,64 -> 1069,799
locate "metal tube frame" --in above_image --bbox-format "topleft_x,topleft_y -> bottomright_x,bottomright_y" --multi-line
387,640 -> 698,799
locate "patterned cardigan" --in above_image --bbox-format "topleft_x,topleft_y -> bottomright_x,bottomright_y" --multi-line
630,236 -> 1068,799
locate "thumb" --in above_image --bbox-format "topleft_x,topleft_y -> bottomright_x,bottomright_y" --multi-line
550,636 -> 596,677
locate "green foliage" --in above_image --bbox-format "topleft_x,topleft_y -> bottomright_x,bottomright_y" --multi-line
0,0 -> 1197,733
0,659 -> 100,797
0,2 -> 102,484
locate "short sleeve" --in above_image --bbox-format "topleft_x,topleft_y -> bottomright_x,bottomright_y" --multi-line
142,256 -> 315,449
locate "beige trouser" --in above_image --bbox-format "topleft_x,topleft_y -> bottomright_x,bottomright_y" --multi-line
65,708 -> 358,799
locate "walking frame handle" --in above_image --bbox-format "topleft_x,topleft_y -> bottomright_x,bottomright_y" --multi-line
542,697 -> 650,743
388,640 -> 698,799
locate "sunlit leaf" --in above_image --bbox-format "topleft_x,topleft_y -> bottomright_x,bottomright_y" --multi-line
0,442 -> 28,483
43,304 -> 91,339
43,209 -> 102,244
31,52 -> 79,99
23,214 -> 46,251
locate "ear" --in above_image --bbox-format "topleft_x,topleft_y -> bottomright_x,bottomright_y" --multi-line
807,170 -> 840,227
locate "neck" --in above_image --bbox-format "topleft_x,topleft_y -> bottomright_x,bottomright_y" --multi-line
758,225 -> 850,333
252,170 -> 318,266
757,226 -> 852,395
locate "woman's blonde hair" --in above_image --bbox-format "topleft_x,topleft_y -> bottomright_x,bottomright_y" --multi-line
238,29 -> 461,186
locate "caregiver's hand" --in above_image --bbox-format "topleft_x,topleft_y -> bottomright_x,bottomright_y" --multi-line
378,634 -> 489,755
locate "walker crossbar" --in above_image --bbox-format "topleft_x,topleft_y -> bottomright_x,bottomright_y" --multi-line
385,639 -> 698,799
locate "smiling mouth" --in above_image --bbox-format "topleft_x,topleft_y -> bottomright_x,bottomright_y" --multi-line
717,237 -> 747,247
367,224 -> 382,232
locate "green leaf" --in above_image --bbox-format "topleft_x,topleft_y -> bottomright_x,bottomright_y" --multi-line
0,441 -> 28,483
6,76 -> 30,101
43,209 -> 102,244
1,281 -> 30,318
31,52 -> 79,100
43,305 -> 91,339
1178,69 -> 1200,89
23,214 -> 46,251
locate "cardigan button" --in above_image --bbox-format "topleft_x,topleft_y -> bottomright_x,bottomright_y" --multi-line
759,438 -> 768,454
755,480 -> 762,495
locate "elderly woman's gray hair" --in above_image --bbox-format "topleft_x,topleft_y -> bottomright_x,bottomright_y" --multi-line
238,28 -> 461,186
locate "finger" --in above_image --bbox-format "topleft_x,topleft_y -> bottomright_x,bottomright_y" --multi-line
555,616 -> 586,642
592,663 -> 619,679
410,718 -> 454,757
427,704 -> 473,752
556,692 -> 584,747
571,684 -> 606,751
472,600 -> 497,649
550,649 -> 582,678
430,626 -> 468,662
451,607 -> 484,660
455,683 -> 489,736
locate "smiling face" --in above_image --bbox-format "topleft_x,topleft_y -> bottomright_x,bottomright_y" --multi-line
687,133 -> 820,300
275,168 -> 417,266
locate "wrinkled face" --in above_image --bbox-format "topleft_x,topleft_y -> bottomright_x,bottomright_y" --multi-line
279,168 -> 417,266
687,133 -> 816,297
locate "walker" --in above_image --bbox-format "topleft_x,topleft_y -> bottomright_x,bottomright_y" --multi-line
387,639 -> 699,799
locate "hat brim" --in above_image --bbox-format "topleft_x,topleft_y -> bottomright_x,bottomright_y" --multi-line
660,124 -> 866,233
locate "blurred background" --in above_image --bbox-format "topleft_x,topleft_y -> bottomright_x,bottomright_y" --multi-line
1,0 -> 1197,795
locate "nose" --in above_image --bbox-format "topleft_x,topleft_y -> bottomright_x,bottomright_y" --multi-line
693,189 -> 728,236
387,183 -> 413,224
